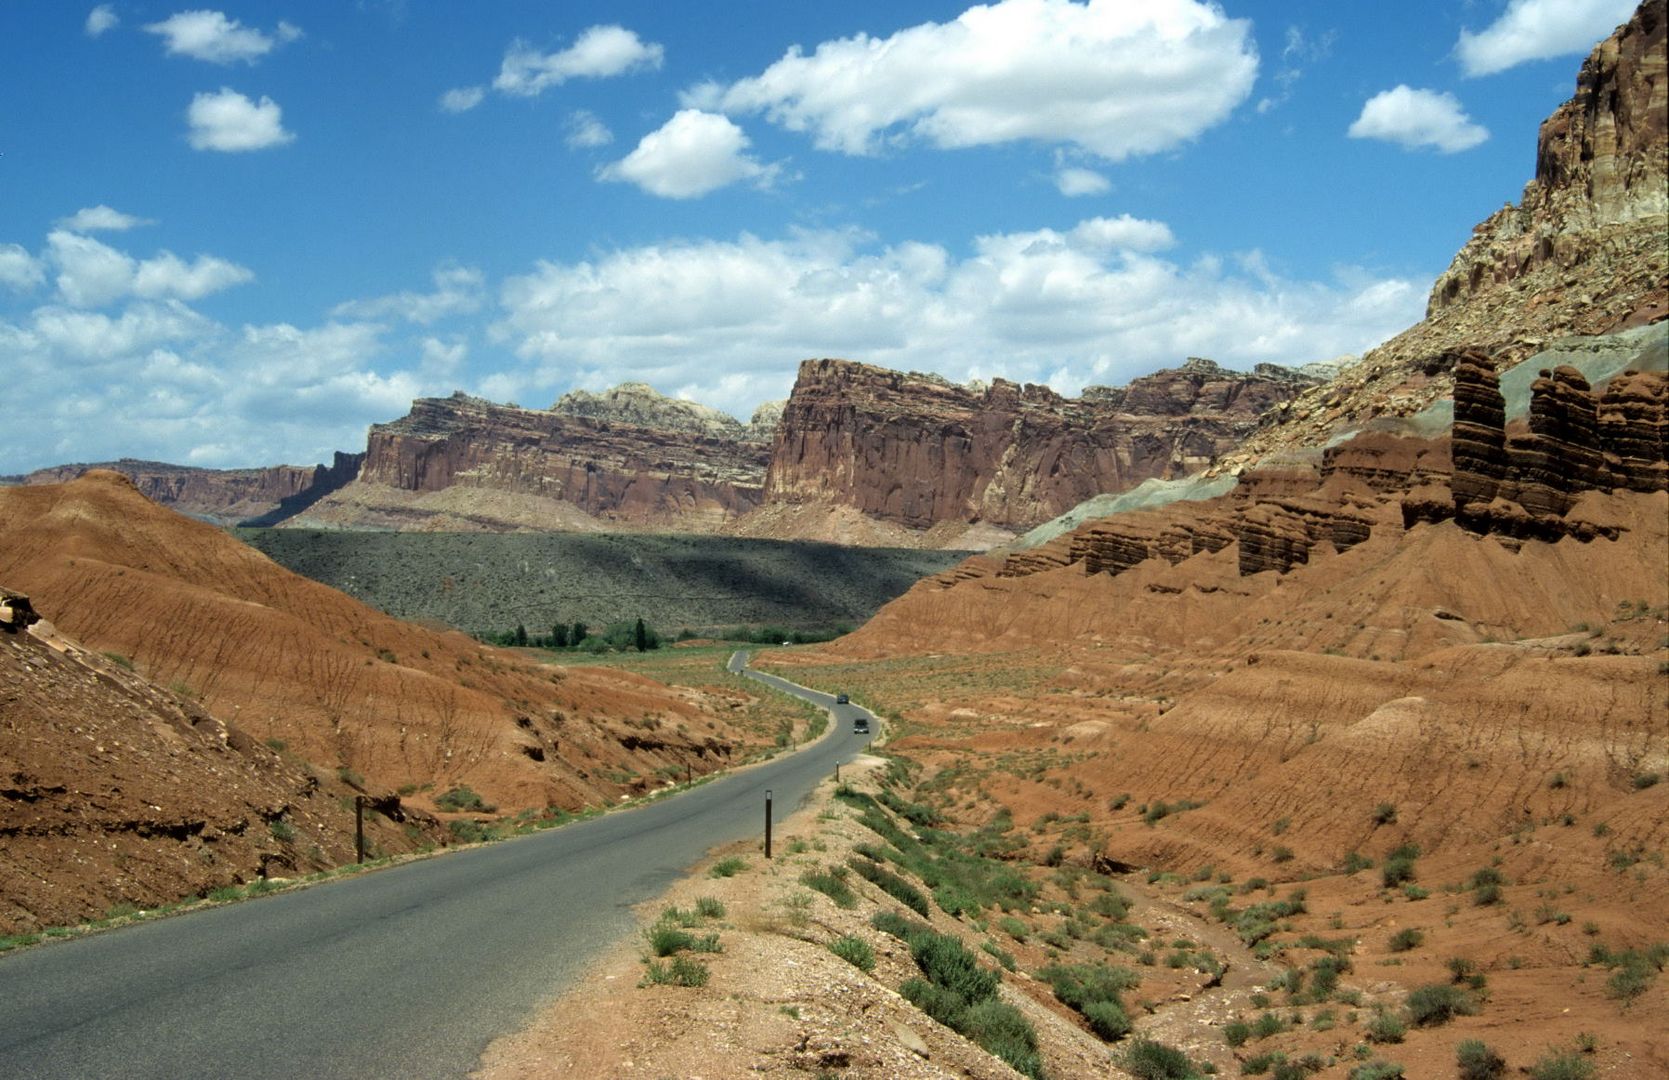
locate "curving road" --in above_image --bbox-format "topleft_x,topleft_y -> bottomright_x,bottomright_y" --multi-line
0,651 -> 875,1080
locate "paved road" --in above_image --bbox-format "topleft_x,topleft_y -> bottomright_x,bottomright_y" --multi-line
0,651 -> 876,1080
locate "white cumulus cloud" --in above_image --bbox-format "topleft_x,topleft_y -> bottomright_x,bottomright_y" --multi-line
46,230 -> 253,307
0,245 -> 46,292
1457,0 -> 1637,77
331,264 -> 485,325
439,86 -> 485,114
58,205 -> 154,233
493,25 -> 664,97
131,251 -> 255,300
697,0 -> 1257,160
1055,167 -> 1111,197
187,88 -> 295,151
600,110 -> 775,199
495,220 -> 1422,421
144,10 -> 301,65
565,110 -> 614,149
85,4 -> 118,37
1348,86 -> 1488,153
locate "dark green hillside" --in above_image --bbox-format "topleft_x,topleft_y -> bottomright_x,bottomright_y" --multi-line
237,529 -> 970,635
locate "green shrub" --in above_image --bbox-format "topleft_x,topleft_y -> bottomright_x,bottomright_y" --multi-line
1381,852 -> 1418,889
913,932 -> 999,1004
709,856 -> 748,878
1223,1019 -> 1251,1047
1527,1051 -> 1594,1080
434,785 -> 493,812
648,924 -> 696,957
1365,1008 -> 1405,1044
998,915 -> 1030,941
1086,889 -> 1132,920
1251,1011 -> 1286,1039
849,856 -> 930,917
830,934 -> 875,973
1469,865 -> 1503,886
641,954 -> 709,987
1340,851 -> 1375,874
695,896 -> 726,918
800,865 -> 858,908
1038,962 -> 1140,1040
1404,983 -> 1476,1026
1457,1039 -> 1506,1080
870,910 -> 931,942
960,999 -> 1044,1079
1372,803 -> 1397,825
933,881 -> 981,918
1388,928 -> 1424,953
1348,1062 -> 1404,1080
1121,1037 -> 1196,1079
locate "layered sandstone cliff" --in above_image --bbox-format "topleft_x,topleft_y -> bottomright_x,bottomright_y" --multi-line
1223,0 -> 1668,472
764,357 -> 1315,533
314,391 -> 770,532
1406,351 -> 1669,539
998,356 -> 1667,590
18,453 -> 363,526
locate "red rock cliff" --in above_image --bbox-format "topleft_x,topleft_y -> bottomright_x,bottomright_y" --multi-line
764,357 -> 1315,532
20,454 -> 363,526
355,392 -> 769,529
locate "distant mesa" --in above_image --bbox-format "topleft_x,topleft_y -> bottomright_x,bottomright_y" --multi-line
14,453 -> 364,528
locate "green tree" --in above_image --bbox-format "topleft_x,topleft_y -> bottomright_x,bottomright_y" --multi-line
514,623 -> 528,647
571,621 -> 587,646
635,617 -> 649,652
551,623 -> 569,648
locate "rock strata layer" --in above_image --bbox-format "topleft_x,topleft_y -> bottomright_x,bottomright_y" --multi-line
1222,0 -> 1668,472
352,392 -> 770,530
1409,356 -> 1669,539
765,357 -> 1314,533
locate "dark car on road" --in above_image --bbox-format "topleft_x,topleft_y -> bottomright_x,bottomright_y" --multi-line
835,693 -> 849,704
852,716 -> 869,734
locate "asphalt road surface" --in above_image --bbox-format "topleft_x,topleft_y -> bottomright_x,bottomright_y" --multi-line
0,651 -> 875,1080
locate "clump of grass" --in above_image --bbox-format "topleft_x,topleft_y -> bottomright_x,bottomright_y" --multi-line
695,896 -> 725,919
1120,1038 -> 1199,1079
1039,962 -> 1140,1041
1348,1062 -> 1405,1080
1404,983 -> 1476,1026
848,855 -> 930,917
829,934 -> 875,972
1387,927 -> 1424,953
1340,850 -> 1375,874
641,954 -> 709,987
1380,844 -> 1419,889
1526,1051 -> 1593,1080
1365,1008 -> 1405,1044
709,856 -> 748,878
1143,798 -> 1204,827
434,785 -> 494,813
1592,941 -> 1669,1002
801,865 -> 858,908
895,927 -> 1042,1078
1457,1039 -> 1506,1080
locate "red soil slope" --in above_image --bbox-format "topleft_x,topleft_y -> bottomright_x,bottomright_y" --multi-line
0,472 -> 758,822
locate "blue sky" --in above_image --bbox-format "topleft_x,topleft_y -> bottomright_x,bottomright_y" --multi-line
0,0 -> 1641,471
